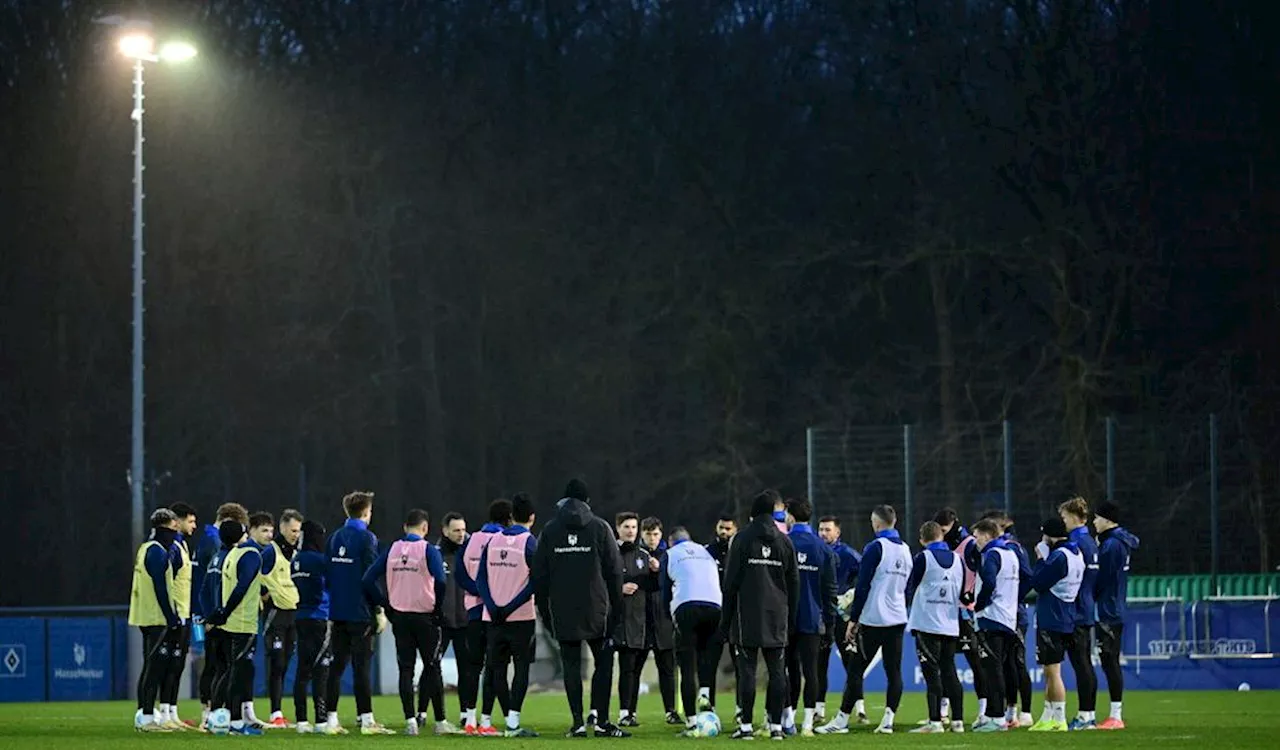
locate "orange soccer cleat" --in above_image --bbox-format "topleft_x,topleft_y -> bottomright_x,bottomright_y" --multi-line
1097,717 -> 1125,730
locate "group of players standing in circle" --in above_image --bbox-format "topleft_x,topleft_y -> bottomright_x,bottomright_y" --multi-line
126,478 -> 1139,738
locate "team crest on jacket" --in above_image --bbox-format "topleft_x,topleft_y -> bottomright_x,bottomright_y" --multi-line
895,558 -> 903,569
500,549 -> 509,560
636,558 -> 644,569
761,546 -> 771,558
568,534 -> 578,545
938,587 -> 948,598
400,553 -> 409,565
293,560 -> 300,571
339,546 -> 346,557
797,552 -> 807,564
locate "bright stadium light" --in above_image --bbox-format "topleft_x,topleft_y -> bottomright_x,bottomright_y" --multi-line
158,41 -> 197,62
118,33 -> 155,60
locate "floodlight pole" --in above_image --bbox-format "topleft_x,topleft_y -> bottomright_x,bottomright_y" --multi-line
130,55 -> 146,552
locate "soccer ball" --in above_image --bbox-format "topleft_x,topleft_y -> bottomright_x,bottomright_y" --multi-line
209,707 -> 232,735
1239,682 -> 1251,692
693,711 -> 721,737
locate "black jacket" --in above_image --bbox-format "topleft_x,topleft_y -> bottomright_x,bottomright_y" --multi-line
641,544 -> 675,650
707,538 -> 731,576
720,515 -> 799,648
437,536 -> 469,630
615,541 -> 650,648
533,498 -> 623,642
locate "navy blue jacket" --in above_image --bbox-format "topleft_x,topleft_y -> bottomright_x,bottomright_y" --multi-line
789,524 -> 838,635
905,542 -> 955,606
1001,532 -> 1032,629
1096,527 -> 1140,625
199,546 -> 230,620
456,523 -> 506,622
363,533 -> 449,611
326,518 -> 380,623
477,526 -> 538,623
1069,525 -> 1100,626
974,538 -> 1031,635
1029,540 -> 1080,633
848,529 -> 908,623
293,550 -> 330,621
828,539 -> 861,594
190,524 -> 220,618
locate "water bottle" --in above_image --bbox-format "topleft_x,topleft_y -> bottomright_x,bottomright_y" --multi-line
192,618 -> 205,645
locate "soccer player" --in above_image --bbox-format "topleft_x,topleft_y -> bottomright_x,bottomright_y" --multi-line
783,498 -> 836,736
1059,496 -> 1100,730
325,491 -> 392,734
204,518 -> 265,736
905,521 -> 965,734
1093,501 -> 1139,730
159,502 -> 197,730
613,512 -> 649,726
639,516 -> 680,725
478,493 -> 540,737
662,526 -> 723,736
532,478 -> 629,738
456,499 -> 511,735
816,515 -> 859,724
817,504 -> 910,736
363,508 -> 452,736
262,509 -> 303,727
720,490 -> 798,740
436,511 -> 470,726
1027,517 -> 1084,732
129,508 -> 183,732
971,518 -> 1029,732
935,507 -> 983,724
292,520 -> 335,735
194,502 -> 247,728
982,510 -> 1035,728
705,514 -> 739,716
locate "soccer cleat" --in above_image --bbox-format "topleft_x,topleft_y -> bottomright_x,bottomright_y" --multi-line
813,721 -> 848,735
404,719 -> 420,736
949,721 -> 965,733
800,727 -> 815,738
910,722 -> 946,734
1068,717 -> 1097,731
565,725 -> 589,738
618,715 -> 640,728
268,716 -> 292,729
1028,718 -> 1067,732
505,727 -> 539,738
296,721 -> 313,734
476,724 -> 502,736
855,712 -> 869,725
1097,717 -> 1125,730
465,724 -> 480,735
360,721 -> 396,735
1019,712 -> 1035,727
770,729 -> 785,741
730,728 -> 756,740
594,721 -> 632,738
231,724 -> 265,736
973,721 -> 1007,733
698,697 -> 713,713
162,718 -> 189,731
245,718 -> 269,731
435,720 -> 464,735
185,719 -> 208,733
667,711 -> 686,726
873,722 -> 894,734
678,728 -> 701,738
136,721 -> 172,733
1007,717 -> 1020,729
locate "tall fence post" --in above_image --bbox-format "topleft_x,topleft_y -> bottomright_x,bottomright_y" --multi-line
903,424 -> 914,536
806,427 -> 816,513
1209,412 -> 1220,587
1002,420 -> 1013,516
1105,416 -> 1116,502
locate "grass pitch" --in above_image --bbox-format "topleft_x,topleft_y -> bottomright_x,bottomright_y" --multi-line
0,691 -> 1269,748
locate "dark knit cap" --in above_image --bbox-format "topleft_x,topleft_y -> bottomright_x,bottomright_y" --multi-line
1041,517 -> 1068,539
1095,501 -> 1122,525
565,478 -> 590,502
219,520 -> 246,548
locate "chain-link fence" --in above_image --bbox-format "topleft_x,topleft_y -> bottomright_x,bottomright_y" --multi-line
806,415 -> 1279,576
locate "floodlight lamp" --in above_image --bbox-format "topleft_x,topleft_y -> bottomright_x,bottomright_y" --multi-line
159,42 -> 197,62
119,34 -> 155,59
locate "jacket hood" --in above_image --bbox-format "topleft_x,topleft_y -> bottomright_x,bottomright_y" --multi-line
752,514 -> 785,541
1105,526 -> 1140,551
556,497 -> 595,530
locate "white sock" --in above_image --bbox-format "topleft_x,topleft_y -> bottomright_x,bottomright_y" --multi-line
939,697 -> 950,719
803,708 -> 814,730
740,723 -> 753,733
1082,710 -> 1095,722
360,712 -> 375,727
1050,701 -> 1066,721
977,698 -> 987,718
769,723 -> 782,733
407,717 -> 418,728
816,701 -> 826,716
881,708 -> 895,726
140,712 -> 154,725
241,703 -> 256,723
481,714 -> 492,728
833,711 -> 849,728
782,707 -> 795,729
157,703 -> 170,721
619,709 -> 630,720
201,707 -> 210,724
700,687 -> 711,702
465,708 -> 476,726
231,720 -> 244,730
1005,706 -> 1016,722
854,699 -> 865,716
271,710 -> 282,721
1110,702 -> 1123,721
507,711 -> 520,730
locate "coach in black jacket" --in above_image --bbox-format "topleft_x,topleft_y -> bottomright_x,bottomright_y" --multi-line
533,479 -> 628,737
720,491 -> 799,738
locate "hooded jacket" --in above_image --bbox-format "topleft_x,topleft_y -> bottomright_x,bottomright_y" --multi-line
190,523 -> 221,618
706,537 -> 732,575
293,522 -> 330,621
1096,526 -> 1140,625
790,523 -> 838,635
615,539 -> 651,648
437,535 -> 470,629
326,518 -> 380,623
1030,539 -> 1082,633
532,497 -> 623,641
720,514 -> 799,648
640,542 -> 675,649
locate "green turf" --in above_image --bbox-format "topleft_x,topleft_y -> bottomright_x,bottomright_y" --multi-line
0,691 -> 1269,747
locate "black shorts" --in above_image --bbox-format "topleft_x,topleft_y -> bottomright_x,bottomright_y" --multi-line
674,603 -> 722,652
488,620 -> 537,665
1036,629 -> 1069,666
1068,624 -> 1095,651
1096,622 -> 1123,657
